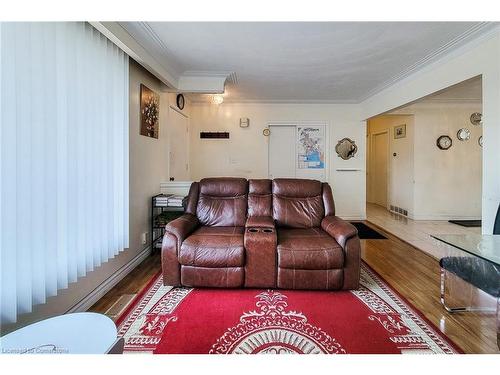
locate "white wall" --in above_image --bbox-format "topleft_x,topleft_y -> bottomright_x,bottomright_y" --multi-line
393,102 -> 482,220
189,103 -> 366,220
369,103 -> 483,221
360,28 -> 500,234
367,115 -> 415,215
129,60 -> 172,258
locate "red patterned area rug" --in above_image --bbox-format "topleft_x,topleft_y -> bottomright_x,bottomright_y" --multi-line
115,263 -> 462,354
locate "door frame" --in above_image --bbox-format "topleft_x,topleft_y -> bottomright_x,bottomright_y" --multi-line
368,130 -> 390,210
267,121 -> 330,182
168,105 -> 190,181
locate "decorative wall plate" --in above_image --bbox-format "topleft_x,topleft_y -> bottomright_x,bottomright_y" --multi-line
436,135 -> 452,150
478,136 -> 483,147
263,128 -> 270,136
456,128 -> 471,141
176,93 -> 185,110
335,138 -> 357,160
470,112 -> 482,126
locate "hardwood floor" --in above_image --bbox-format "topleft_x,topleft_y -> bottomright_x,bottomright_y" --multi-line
366,202 -> 481,260
89,225 -> 499,354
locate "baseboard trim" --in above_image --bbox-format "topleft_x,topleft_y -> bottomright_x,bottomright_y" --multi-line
410,214 -> 481,221
340,215 -> 367,221
66,246 -> 152,314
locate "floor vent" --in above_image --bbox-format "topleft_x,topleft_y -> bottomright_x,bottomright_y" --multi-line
390,205 -> 408,217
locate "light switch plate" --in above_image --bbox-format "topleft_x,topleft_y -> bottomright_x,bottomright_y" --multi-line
239,118 -> 249,128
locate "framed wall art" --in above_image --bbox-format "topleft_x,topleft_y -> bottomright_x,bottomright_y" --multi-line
394,124 -> 406,139
297,126 -> 325,169
140,84 -> 160,139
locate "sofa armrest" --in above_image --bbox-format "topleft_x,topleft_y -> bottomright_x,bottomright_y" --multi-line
245,215 -> 275,229
164,213 -> 199,243
321,215 -> 358,248
321,215 -> 360,290
161,214 -> 199,286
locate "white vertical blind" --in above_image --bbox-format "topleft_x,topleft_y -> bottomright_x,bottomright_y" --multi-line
0,22 -> 129,324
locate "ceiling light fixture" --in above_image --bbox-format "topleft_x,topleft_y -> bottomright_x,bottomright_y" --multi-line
212,94 -> 224,105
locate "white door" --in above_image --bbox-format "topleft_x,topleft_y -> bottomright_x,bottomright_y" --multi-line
169,108 -> 190,181
371,131 -> 388,208
268,125 -> 296,179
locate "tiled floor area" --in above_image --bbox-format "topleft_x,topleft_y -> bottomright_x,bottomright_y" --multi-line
365,203 -> 481,260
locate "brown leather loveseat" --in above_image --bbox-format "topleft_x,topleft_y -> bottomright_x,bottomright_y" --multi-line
161,177 -> 360,290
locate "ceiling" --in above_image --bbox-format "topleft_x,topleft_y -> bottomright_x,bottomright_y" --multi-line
121,22 -> 495,103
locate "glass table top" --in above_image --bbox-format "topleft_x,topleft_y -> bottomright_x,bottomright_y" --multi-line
431,234 -> 500,266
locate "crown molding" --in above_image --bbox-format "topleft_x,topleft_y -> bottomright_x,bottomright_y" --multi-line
97,22 -> 235,94
178,71 -> 236,93
359,22 -> 500,103
189,98 -> 359,105
421,98 -> 482,104
135,22 -> 183,79
90,21 -> 179,88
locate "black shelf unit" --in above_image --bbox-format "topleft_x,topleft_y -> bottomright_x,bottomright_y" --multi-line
151,194 -> 185,253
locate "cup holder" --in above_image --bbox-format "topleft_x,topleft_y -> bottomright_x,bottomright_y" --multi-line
247,228 -> 275,234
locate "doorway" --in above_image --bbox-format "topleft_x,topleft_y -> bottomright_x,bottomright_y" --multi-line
268,125 -> 296,179
368,131 -> 389,208
268,123 -> 328,181
364,77 -> 483,260
168,106 -> 190,181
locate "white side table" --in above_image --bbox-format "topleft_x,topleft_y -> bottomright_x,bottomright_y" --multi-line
0,312 -> 123,354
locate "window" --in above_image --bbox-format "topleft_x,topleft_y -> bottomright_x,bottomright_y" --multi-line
1,22 -> 129,323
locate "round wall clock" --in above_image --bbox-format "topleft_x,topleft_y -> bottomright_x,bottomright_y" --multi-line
263,128 -> 270,136
470,112 -> 482,126
437,135 -> 452,150
176,93 -> 185,110
478,136 -> 483,147
457,128 -> 471,141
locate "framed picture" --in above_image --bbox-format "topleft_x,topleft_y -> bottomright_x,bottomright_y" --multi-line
140,84 -> 160,139
297,126 -> 325,169
394,124 -> 406,139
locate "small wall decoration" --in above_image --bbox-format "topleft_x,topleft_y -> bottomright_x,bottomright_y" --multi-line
335,138 -> 358,160
457,128 -> 471,141
436,135 -> 452,150
263,128 -> 270,136
140,84 -> 160,138
176,93 -> 185,110
240,118 -> 250,128
200,131 -> 229,139
470,112 -> 482,126
297,126 -> 325,169
478,136 -> 483,147
394,124 -> 406,139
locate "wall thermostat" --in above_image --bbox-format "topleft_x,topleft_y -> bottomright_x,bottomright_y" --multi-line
239,118 -> 250,128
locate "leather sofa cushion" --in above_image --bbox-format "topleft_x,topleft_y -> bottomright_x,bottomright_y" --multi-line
197,178 -> 248,227
272,178 -> 322,197
248,179 -> 272,217
277,268 -> 343,290
272,178 -> 324,228
245,215 -> 275,228
249,179 -> 272,195
181,266 -> 244,288
199,177 -> 248,197
277,228 -> 344,270
179,226 -> 245,267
